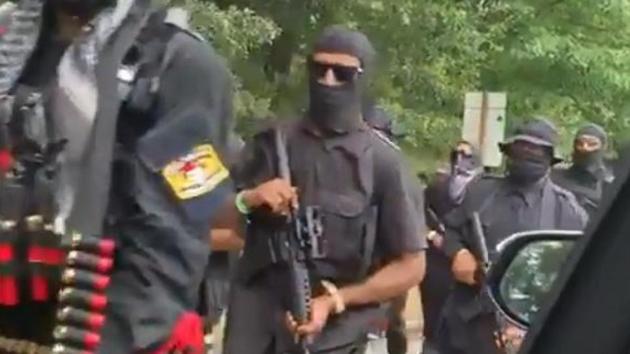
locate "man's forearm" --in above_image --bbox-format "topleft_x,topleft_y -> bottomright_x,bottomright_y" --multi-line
443,229 -> 465,260
338,252 -> 425,307
211,193 -> 245,239
210,229 -> 244,251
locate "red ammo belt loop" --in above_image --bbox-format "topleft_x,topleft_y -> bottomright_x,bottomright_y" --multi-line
28,246 -> 67,301
0,243 -> 16,305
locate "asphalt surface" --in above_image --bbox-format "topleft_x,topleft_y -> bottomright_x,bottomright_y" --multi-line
365,335 -> 424,354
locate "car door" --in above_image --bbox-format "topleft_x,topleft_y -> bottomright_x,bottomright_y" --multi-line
519,154 -> 630,354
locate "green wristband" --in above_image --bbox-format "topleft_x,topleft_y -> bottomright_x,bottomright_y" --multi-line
235,191 -> 252,215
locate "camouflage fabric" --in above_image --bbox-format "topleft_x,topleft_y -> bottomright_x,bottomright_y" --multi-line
0,0 -> 43,95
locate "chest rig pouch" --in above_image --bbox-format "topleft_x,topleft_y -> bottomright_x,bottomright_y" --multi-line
0,85 -> 66,306
117,8 -> 188,118
286,128 -> 382,285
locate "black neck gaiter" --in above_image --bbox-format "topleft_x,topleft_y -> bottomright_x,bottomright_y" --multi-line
506,150 -> 552,185
307,79 -> 362,134
573,150 -> 606,178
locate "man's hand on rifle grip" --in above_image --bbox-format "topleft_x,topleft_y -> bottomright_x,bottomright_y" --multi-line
285,295 -> 337,340
427,230 -> 444,249
452,248 -> 478,286
242,178 -> 298,215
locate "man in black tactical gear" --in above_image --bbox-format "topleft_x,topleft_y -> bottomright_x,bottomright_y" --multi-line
421,140 -> 481,354
223,26 -> 426,354
0,0 -> 259,352
552,123 -> 614,217
438,119 -> 588,354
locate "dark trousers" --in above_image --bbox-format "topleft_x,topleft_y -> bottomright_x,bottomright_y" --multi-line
437,313 -> 502,354
224,271 -> 369,354
420,247 -> 453,343
385,294 -> 407,354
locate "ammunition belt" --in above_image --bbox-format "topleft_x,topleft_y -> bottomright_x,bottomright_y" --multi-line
0,335 -> 50,354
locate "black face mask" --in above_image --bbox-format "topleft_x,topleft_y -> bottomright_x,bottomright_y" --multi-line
451,151 -> 478,175
506,157 -> 550,185
573,150 -> 605,175
308,79 -> 362,134
448,174 -> 475,204
49,0 -> 109,18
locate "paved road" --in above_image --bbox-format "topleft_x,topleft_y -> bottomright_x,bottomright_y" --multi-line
365,335 -> 423,354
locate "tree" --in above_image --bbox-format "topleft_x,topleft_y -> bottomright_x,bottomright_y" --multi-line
170,0 -> 630,170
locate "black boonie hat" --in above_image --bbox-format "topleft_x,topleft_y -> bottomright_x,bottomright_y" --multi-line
499,118 -> 563,163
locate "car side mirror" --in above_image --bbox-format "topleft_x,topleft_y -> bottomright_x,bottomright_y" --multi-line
487,230 -> 582,328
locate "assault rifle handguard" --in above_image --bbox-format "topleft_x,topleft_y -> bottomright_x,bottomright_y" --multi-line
274,128 -> 325,354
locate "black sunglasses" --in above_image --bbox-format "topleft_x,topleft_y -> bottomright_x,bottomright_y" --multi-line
309,61 -> 363,83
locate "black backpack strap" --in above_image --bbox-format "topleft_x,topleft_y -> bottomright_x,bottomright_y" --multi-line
118,7 -> 200,113
357,140 -> 388,279
540,180 -> 558,229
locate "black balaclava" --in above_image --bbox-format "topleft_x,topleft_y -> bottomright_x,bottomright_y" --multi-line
308,25 -> 375,134
448,143 -> 481,204
572,123 -> 608,177
49,0 -> 112,18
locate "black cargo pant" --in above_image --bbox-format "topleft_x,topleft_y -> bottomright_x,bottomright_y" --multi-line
437,312 -> 502,354
224,269 -> 368,354
420,246 -> 453,354
385,293 -> 407,354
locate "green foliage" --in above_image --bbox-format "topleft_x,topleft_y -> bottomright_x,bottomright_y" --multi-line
165,0 -> 282,131
169,0 -> 630,171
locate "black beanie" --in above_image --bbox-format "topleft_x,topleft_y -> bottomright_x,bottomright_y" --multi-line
312,25 -> 375,70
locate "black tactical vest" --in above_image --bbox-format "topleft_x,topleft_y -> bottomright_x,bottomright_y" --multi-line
239,121 -> 390,285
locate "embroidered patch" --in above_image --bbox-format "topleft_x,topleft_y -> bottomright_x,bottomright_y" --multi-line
162,144 -> 229,200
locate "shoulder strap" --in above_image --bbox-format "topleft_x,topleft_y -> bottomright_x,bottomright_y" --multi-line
540,180 -> 558,229
371,128 -> 400,151
358,141 -> 395,278
164,7 -> 205,41
118,7 -> 201,111
472,177 -> 501,216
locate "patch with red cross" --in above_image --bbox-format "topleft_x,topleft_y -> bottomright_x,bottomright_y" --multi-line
161,144 -> 229,200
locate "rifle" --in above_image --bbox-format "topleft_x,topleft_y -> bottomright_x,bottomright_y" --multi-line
470,212 -> 519,353
470,212 -> 490,275
273,128 -> 325,354
426,207 -> 447,249
426,207 -> 446,235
